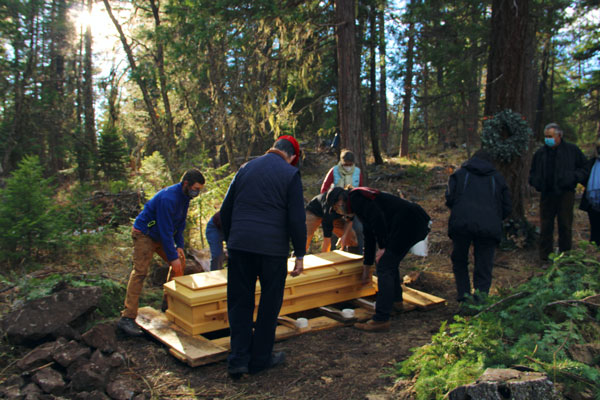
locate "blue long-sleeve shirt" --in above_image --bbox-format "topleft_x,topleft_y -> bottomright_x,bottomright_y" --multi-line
133,182 -> 190,261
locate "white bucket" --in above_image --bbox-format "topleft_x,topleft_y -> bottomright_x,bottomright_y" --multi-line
409,235 -> 428,257
341,308 -> 355,318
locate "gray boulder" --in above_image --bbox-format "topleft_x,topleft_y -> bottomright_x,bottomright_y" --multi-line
0,286 -> 102,344
53,339 -> 92,367
16,338 -> 67,371
69,361 -> 107,392
82,323 -> 118,353
106,378 -> 138,400
32,367 -> 66,395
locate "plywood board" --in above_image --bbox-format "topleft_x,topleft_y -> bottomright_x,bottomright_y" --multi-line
136,307 -> 228,367
371,277 -> 446,310
401,285 -> 446,309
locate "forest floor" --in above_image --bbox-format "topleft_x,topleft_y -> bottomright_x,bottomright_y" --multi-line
1,147 -> 594,399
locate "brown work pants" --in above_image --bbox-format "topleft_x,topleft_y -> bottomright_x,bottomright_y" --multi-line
305,211 -> 357,250
539,191 -> 575,261
121,230 -> 185,319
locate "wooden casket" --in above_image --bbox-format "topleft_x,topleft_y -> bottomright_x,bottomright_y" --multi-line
163,250 -> 375,335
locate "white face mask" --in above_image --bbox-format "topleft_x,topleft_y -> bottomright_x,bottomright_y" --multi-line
342,165 -> 353,172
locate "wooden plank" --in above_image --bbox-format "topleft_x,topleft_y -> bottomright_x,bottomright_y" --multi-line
351,297 -> 417,313
318,306 -> 357,323
352,298 -> 375,312
401,285 -> 446,309
371,277 -> 446,310
136,307 -> 228,367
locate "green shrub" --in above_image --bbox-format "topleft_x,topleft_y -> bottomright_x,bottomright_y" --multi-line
0,156 -> 60,266
129,151 -> 172,198
397,242 -> 600,399
98,124 -> 128,181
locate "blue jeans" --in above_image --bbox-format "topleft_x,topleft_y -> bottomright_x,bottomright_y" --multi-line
227,249 -> 288,371
205,219 -> 224,270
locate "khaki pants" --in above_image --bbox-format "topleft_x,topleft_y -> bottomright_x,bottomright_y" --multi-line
121,230 -> 185,318
305,211 -> 357,251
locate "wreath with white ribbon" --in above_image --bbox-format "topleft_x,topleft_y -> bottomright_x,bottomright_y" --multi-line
481,109 -> 532,163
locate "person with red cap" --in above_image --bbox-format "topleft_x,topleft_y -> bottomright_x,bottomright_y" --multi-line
220,135 -> 306,378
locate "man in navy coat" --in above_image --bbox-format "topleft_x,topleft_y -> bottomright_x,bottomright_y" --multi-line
220,136 -> 306,377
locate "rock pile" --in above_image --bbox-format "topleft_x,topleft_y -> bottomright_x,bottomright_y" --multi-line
0,287 -> 145,399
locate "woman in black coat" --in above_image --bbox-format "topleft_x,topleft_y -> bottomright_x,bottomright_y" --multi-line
326,187 -> 430,332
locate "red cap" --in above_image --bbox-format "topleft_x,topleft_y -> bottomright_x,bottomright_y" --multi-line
278,135 -> 300,166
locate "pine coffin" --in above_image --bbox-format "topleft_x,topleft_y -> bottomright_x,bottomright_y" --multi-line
163,250 -> 375,335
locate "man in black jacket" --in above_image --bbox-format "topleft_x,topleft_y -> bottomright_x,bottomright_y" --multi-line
529,123 -> 587,262
445,150 -> 512,302
220,136 -> 305,378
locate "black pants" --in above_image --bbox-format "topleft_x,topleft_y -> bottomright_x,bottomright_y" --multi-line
451,233 -> 497,302
227,249 -> 287,371
373,247 -> 410,322
539,191 -> 575,260
588,208 -> 600,246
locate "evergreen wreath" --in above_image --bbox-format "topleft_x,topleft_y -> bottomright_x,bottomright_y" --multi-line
481,109 -> 532,163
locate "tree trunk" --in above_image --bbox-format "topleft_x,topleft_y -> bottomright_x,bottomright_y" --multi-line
534,39 -> 551,142
377,4 -> 388,155
83,0 -> 96,178
484,0 -> 535,221
399,22 -> 415,158
422,63 -> 429,146
369,4 -> 383,165
47,0 -> 68,176
335,0 -> 365,173
149,0 -> 177,155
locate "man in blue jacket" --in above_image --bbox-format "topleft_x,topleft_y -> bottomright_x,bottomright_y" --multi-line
220,136 -> 305,378
118,169 -> 205,336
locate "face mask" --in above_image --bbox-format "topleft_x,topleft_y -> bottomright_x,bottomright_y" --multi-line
544,137 -> 555,147
342,165 -> 353,172
187,189 -> 200,198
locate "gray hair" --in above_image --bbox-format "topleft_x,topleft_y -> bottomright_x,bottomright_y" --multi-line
544,123 -> 563,137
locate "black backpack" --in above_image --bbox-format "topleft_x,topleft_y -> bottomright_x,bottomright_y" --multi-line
448,171 -> 502,241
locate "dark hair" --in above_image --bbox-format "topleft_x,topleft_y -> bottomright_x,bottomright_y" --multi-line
340,149 -> 354,163
324,187 -> 348,214
181,168 -> 205,185
473,149 -> 494,164
273,139 -> 296,158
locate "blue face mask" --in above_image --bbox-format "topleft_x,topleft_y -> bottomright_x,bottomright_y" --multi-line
544,137 -> 556,147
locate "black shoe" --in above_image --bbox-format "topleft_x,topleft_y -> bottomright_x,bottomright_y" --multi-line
228,365 -> 249,379
249,351 -> 286,375
117,317 -> 143,336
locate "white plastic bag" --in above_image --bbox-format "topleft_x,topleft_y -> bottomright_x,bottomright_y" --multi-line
409,235 -> 428,257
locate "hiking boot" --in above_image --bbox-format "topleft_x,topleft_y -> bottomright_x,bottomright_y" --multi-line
392,301 -> 404,314
249,351 -> 286,375
227,365 -> 249,379
117,317 -> 143,337
354,319 -> 391,332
